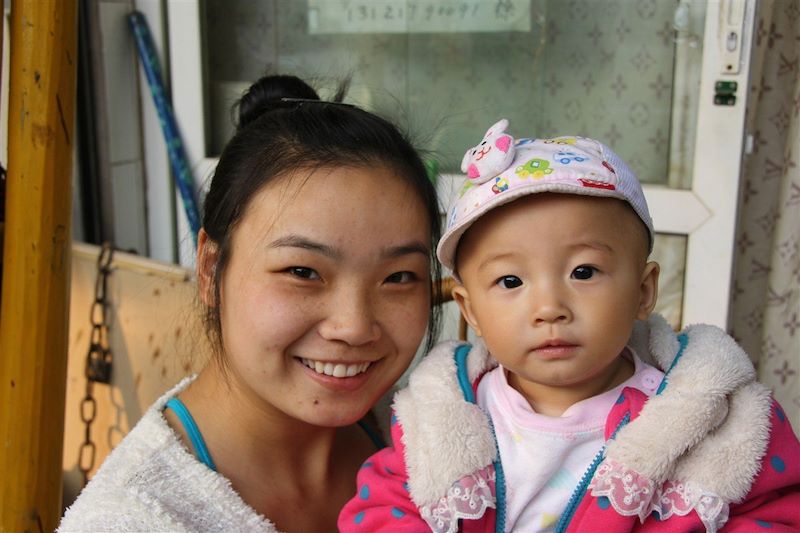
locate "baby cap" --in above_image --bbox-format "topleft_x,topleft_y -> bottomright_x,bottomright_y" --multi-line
437,120 -> 654,272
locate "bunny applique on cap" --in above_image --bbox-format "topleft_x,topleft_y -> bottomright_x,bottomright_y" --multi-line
460,119 -> 516,183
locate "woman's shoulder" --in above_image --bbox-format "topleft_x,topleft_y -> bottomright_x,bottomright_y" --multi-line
59,377 -> 278,532
59,380 -> 197,531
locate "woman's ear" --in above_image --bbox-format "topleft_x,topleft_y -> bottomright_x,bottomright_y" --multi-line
452,284 -> 482,337
636,261 -> 660,320
196,229 -> 219,307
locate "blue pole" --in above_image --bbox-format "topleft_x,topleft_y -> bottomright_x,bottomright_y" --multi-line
128,11 -> 201,246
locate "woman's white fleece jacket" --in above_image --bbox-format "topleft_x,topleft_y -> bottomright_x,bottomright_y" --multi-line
58,377 -> 278,533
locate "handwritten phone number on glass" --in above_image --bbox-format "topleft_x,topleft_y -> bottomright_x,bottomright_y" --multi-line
307,1 -> 531,34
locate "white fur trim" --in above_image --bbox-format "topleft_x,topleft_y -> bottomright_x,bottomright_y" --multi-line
607,320 -> 759,482
602,316 -> 772,529
670,381 -> 772,502
627,313 -> 678,369
394,340 -> 498,507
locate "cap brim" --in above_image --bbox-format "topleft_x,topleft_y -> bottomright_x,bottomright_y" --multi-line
436,182 -> 628,273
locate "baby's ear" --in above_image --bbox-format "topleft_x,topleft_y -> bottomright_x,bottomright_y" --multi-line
196,229 -> 220,307
636,261 -> 660,320
452,284 -> 482,337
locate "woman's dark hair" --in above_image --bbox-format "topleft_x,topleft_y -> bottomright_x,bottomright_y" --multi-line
201,74 -> 442,357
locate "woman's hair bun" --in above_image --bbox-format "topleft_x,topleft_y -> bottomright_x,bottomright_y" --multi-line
236,74 -> 320,129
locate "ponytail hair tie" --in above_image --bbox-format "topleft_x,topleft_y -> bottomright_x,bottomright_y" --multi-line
280,97 -> 356,108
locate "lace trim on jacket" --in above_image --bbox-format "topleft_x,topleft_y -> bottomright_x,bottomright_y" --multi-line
589,458 -> 729,532
419,466 -> 496,533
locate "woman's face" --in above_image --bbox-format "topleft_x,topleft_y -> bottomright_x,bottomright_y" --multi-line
204,165 -> 431,427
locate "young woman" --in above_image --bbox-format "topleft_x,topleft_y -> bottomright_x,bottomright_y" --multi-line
59,74 -> 442,532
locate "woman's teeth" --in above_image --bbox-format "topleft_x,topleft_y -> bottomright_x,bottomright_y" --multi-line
300,358 -> 371,378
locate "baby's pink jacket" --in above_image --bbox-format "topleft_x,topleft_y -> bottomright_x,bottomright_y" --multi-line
339,315 -> 800,532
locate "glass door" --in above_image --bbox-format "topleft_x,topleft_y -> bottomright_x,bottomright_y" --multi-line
165,0 -> 757,331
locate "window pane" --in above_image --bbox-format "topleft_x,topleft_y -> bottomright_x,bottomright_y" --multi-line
652,233 -> 686,330
204,0 -> 706,188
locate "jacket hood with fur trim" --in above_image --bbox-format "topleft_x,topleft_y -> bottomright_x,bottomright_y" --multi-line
393,314 -> 773,518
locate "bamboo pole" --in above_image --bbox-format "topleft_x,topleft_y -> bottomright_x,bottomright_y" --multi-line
0,1 -> 78,531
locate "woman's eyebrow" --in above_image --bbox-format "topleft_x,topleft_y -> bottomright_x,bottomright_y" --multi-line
382,242 -> 429,259
268,235 -> 340,259
267,236 -> 429,260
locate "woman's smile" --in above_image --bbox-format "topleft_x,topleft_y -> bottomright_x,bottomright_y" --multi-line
298,357 -> 373,378
296,356 -> 380,392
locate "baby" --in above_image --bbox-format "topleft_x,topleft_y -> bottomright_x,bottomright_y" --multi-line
340,123 -> 800,532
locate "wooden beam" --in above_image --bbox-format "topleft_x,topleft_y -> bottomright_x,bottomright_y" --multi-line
0,4 -> 4,92
0,1 -> 78,531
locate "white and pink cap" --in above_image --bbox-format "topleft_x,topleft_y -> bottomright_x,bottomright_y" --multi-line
437,122 -> 654,272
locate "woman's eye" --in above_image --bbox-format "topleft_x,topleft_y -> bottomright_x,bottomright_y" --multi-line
497,276 -> 522,289
385,271 -> 417,284
571,266 -> 596,280
288,267 -> 320,280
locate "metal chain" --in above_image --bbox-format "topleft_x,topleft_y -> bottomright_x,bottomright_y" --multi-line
78,242 -> 114,487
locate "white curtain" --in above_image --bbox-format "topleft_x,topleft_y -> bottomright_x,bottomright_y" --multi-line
731,0 -> 800,431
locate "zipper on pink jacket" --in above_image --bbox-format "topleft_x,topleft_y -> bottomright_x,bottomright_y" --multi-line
554,412 -> 631,533
554,333 -> 689,532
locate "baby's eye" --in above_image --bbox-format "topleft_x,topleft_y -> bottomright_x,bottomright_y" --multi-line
571,266 -> 597,280
496,275 -> 522,289
385,271 -> 417,284
288,267 -> 320,280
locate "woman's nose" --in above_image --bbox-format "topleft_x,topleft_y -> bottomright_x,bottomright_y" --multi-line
318,287 -> 381,345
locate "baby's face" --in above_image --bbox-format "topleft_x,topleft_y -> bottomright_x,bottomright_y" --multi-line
452,193 -> 659,411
